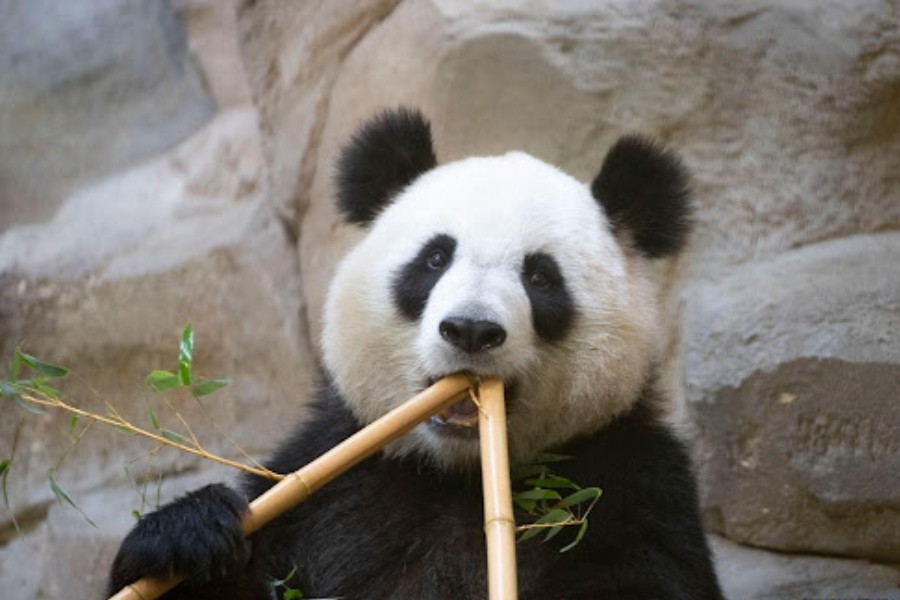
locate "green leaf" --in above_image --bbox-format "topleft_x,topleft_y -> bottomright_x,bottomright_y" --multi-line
192,378 -> 231,397
148,403 -> 160,430
524,475 -> 578,489
161,428 -> 188,445
69,415 -> 79,438
0,458 -> 15,531
48,472 -> 76,508
513,497 -> 537,514
178,325 -> 193,386
16,350 -> 69,378
30,378 -> 61,399
513,489 -> 562,502
131,509 -> 142,521
556,487 -> 602,509
146,370 -> 181,392
543,524 -> 564,542
520,508 -> 571,542
113,425 -> 135,436
9,350 -> 23,381
560,519 -> 590,553
1,459 -> 11,504
283,589 -> 303,600
13,395 -> 43,415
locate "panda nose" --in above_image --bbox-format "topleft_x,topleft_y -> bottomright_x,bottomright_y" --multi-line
439,317 -> 507,354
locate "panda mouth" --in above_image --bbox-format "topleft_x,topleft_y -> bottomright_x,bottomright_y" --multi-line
425,376 -> 517,437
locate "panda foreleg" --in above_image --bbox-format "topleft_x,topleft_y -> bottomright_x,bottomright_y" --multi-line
106,483 -> 270,599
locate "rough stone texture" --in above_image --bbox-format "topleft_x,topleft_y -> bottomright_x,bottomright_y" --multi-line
712,535 -> 900,599
684,233 -> 900,561
236,0 -> 402,229
0,0 -> 216,230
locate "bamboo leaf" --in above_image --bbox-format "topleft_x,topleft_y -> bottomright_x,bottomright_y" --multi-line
16,350 -> 69,378
560,519 -> 590,553
524,475 -> 578,489
543,524 -> 564,542
192,378 -> 231,397
148,403 -> 160,431
9,350 -> 22,381
146,370 -> 180,392
178,325 -> 193,386
0,380 -> 18,396
513,489 -> 562,502
533,508 -> 571,526
49,472 -> 76,508
556,487 -> 602,509
161,428 -> 188,445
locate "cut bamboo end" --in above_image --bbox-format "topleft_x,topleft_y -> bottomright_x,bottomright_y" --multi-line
478,378 -> 518,600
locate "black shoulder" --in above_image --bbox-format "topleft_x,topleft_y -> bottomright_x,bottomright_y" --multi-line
590,136 -> 693,258
335,107 -> 437,226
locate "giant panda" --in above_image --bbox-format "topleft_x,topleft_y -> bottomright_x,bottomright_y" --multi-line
108,108 -> 724,600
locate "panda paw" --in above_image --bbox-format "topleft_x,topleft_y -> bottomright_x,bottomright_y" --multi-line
108,483 -> 250,593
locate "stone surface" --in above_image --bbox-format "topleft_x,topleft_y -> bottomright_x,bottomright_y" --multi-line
236,0 -> 402,228
0,0 -> 215,229
712,535 -> 900,599
684,233 -> 900,561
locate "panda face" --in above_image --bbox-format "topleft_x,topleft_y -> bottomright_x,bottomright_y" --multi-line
323,109 -> 690,468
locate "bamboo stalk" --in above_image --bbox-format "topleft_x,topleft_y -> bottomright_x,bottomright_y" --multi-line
108,374 -> 474,600
478,378 -> 517,600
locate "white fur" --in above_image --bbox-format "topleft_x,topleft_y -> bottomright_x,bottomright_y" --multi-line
323,152 -> 659,468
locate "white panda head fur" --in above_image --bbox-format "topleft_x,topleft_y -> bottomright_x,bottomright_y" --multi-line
323,108 -> 691,470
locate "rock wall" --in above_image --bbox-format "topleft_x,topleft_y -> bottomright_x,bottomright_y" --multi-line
1,1 -> 898,598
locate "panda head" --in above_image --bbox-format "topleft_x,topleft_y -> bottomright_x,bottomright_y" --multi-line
323,108 -> 691,469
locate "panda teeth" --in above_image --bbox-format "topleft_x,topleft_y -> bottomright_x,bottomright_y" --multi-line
437,397 -> 480,428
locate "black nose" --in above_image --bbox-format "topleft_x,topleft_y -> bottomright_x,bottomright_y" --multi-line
439,317 -> 507,354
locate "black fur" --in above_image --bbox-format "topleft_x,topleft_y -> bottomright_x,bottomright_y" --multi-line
591,136 -> 692,258
392,233 -> 457,320
336,107 -> 438,226
107,379 -> 723,599
521,252 -> 575,343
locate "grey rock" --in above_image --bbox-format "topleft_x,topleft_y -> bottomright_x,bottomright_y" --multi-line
685,233 -> 900,561
0,0 -> 215,229
712,534 -> 900,600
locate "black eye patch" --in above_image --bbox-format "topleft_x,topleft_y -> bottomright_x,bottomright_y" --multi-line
522,252 -> 575,342
392,234 -> 457,321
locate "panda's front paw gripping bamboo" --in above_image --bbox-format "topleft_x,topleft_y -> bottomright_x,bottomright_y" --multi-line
109,374 -> 517,600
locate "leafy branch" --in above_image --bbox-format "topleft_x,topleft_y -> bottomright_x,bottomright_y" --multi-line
512,454 -> 602,553
1,326 -> 283,527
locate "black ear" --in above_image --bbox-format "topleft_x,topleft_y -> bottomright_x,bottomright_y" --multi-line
335,107 -> 438,226
590,136 -> 692,258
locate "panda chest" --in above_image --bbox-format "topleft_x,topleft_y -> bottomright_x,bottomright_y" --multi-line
291,460 -> 552,599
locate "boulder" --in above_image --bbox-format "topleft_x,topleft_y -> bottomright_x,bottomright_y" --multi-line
0,0 -> 215,229
684,233 -> 900,561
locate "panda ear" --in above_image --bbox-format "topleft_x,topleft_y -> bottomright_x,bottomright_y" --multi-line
590,136 -> 693,258
335,107 -> 438,226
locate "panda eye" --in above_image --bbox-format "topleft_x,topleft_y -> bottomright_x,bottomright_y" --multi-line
527,270 -> 551,290
426,248 -> 449,270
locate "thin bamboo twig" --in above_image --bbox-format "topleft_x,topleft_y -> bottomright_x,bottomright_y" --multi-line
20,392 -> 281,481
108,373 -> 475,600
478,378 -> 517,600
